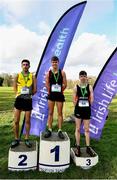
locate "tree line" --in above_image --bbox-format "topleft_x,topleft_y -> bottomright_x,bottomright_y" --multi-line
0,73 -> 16,87
0,73 -> 96,88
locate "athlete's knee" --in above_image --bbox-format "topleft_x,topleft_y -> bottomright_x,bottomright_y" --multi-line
25,119 -> 30,126
58,112 -> 62,117
84,128 -> 89,134
48,111 -> 53,116
14,120 -> 19,126
76,127 -> 80,133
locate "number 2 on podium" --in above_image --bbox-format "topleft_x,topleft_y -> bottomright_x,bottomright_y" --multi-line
50,145 -> 60,161
18,154 -> 27,166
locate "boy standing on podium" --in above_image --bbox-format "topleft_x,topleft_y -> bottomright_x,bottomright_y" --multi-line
44,56 -> 67,139
11,59 -> 37,148
73,71 -> 94,157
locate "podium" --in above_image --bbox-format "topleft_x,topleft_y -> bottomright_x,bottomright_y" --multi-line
39,132 -> 70,173
71,147 -> 98,170
8,141 -> 38,171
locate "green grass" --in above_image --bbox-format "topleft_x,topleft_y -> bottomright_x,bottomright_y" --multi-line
0,87 -> 15,111
0,87 -> 117,179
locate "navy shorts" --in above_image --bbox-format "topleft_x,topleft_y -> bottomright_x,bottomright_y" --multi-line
47,93 -> 65,102
14,95 -> 32,111
74,106 -> 91,120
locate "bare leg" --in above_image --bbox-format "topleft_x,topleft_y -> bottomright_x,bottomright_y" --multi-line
75,118 -> 81,156
56,101 -> 63,129
47,100 -> 55,129
14,108 -> 21,139
84,120 -> 95,156
25,111 -> 31,139
75,118 -> 81,146
83,119 -> 90,146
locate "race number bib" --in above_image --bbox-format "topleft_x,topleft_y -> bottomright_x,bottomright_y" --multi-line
21,87 -> 29,94
78,100 -> 89,107
51,84 -> 61,92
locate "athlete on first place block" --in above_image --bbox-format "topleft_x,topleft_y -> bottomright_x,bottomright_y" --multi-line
73,70 -> 95,157
44,56 -> 67,139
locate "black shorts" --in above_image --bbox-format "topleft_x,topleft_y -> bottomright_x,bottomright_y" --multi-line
14,95 -> 32,111
47,93 -> 65,102
74,105 -> 91,120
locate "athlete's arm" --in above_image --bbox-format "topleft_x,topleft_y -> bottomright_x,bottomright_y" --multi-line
62,70 -> 67,91
32,75 -> 37,95
13,74 -> 18,95
45,71 -> 50,93
73,85 -> 78,106
89,85 -> 94,105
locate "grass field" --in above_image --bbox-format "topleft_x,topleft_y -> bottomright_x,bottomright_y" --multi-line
0,87 -> 117,179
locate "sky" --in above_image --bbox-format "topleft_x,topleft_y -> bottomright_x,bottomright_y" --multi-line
0,0 -> 117,79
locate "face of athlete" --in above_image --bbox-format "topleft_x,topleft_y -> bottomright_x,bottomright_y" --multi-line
22,62 -> 30,73
79,75 -> 87,84
51,60 -> 59,70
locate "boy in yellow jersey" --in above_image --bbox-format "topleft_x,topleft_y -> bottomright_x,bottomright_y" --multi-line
11,59 -> 37,148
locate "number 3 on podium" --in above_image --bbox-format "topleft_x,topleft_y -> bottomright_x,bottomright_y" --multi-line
86,159 -> 91,166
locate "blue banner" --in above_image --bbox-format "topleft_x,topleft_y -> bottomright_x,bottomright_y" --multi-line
81,47 -> 117,139
90,47 -> 117,139
29,1 -> 87,136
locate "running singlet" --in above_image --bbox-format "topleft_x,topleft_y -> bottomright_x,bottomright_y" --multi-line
76,84 -> 90,107
49,69 -> 63,94
16,72 -> 33,97
47,69 -> 65,102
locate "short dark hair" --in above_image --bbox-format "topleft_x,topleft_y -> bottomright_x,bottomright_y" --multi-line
51,56 -> 59,62
79,70 -> 87,76
21,59 -> 30,65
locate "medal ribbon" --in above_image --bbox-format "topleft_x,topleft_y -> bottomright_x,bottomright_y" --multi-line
52,70 -> 59,83
80,86 -> 87,97
21,71 -> 30,86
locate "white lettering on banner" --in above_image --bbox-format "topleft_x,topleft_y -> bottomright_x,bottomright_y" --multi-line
31,71 -> 48,121
92,79 -> 117,123
54,28 -> 69,57
31,110 -> 45,121
89,123 -> 99,134
113,72 -> 117,76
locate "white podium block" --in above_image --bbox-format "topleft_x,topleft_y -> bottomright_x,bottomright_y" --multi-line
39,132 -> 70,173
8,141 -> 38,171
71,147 -> 98,170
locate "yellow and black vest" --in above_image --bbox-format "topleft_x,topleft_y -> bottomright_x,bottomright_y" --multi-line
17,72 -> 33,96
